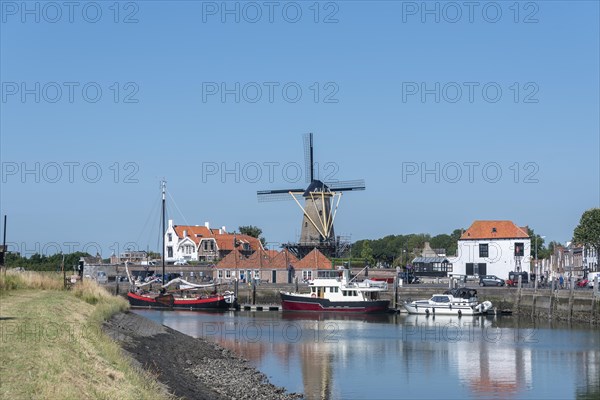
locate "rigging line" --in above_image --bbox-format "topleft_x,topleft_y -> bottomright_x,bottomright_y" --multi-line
167,191 -> 192,228
135,190 -> 162,248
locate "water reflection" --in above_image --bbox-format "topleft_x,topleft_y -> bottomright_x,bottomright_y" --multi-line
134,310 -> 600,400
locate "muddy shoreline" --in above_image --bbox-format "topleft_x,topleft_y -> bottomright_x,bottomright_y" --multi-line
103,312 -> 302,400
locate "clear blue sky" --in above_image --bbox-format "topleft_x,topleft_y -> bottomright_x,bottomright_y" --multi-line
1,1 -> 599,257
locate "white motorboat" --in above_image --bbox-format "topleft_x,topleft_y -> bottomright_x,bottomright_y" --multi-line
281,267 -> 390,313
403,288 -> 492,316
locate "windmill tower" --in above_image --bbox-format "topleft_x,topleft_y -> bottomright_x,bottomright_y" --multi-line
257,133 -> 365,258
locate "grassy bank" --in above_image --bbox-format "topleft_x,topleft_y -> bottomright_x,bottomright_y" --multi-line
0,270 -> 169,400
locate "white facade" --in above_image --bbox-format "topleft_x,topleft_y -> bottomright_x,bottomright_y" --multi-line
449,238 -> 531,280
164,220 -> 199,263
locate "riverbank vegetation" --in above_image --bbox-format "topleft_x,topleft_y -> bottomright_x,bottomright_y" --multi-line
0,269 -> 169,400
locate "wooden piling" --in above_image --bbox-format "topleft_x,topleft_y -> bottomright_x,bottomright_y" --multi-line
568,276 -> 575,321
393,276 -> 398,309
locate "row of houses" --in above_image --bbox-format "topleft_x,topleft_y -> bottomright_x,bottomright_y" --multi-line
164,220 -> 263,263
99,218 -> 597,282
213,248 -> 332,284
542,242 -> 598,278
412,220 -> 598,280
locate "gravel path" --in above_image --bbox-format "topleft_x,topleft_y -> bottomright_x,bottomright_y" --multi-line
103,312 -> 303,400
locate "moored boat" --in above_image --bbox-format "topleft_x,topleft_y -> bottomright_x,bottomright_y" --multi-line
403,288 -> 492,316
125,180 -> 236,311
126,277 -> 236,310
280,267 -> 390,313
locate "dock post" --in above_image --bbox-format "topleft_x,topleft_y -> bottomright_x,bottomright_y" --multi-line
295,276 -> 299,293
252,279 -> 256,305
393,276 -> 398,309
568,276 -> 575,321
516,275 -> 522,313
234,278 -> 239,301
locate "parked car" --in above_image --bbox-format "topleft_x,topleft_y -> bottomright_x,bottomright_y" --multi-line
506,271 -> 529,287
96,271 -> 108,284
174,259 -> 188,266
587,272 -> 599,289
399,272 -> 421,284
576,278 -> 589,288
479,275 -> 505,287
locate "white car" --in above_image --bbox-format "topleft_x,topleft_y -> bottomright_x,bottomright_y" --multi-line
174,259 -> 188,266
587,272 -> 599,289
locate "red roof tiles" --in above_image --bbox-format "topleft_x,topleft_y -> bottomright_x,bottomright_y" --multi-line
293,248 -> 332,270
173,225 -> 263,252
460,221 -> 529,240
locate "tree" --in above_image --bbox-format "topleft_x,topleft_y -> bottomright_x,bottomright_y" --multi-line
360,241 -> 375,267
238,225 -> 266,248
528,228 -> 548,259
573,208 -> 600,257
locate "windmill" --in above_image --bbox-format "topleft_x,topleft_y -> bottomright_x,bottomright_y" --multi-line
257,133 -> 365,258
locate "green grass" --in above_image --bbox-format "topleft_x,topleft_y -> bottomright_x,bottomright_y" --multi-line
0,269 -> 171,400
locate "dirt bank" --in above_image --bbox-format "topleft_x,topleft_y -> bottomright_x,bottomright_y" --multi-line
103,312 -> 302,400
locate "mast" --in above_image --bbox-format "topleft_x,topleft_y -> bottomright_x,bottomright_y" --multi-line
161,180 -> 166,280
2,215 -> 6,275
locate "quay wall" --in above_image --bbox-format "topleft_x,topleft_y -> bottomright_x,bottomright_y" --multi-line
396,286 -> 599,326
109,280 -> 600,325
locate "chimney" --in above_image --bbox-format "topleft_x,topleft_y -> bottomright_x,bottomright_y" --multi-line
218,228 -> 222,235
205,221 -> 210,229
183,230 -> 188,237
168,219 -> 173,227
221,226 -> 226,233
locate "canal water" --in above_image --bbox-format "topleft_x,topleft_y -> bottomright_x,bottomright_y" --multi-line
134,310 -> 599,400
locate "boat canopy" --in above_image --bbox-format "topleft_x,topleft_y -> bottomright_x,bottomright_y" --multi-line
444,288 -> 477,299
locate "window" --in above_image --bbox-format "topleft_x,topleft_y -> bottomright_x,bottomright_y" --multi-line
515,242 -> 524,257
204,241 -> 208,251
254,270 -> 260,279
479,244 -> 489,258
225,270 -> 232,279
167,233 -> 172,242
302,270 -> 313,281
334,287 -> 338,293
342,291 -> 347,297
210,241 -> 214,251
167,247 -> 173,258
217,270 -> 223,279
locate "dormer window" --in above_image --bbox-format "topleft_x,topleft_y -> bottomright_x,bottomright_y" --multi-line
492,227 -> 497,233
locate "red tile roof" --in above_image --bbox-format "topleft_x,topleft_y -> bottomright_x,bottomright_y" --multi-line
215,249 -> 245,269
460,221 -> 529,240
215,249 -> 302,270
173,225 -> 263,252
270,250 -> 299,270
294,249 -> 332,270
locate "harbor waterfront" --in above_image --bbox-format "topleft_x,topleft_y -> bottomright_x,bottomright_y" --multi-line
135,309 -> 600,400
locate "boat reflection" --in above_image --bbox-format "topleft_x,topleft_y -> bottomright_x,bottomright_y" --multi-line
133,309 -> 600,400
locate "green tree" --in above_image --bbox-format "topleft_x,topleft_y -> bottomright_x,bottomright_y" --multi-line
361,241 -> 375,266
528,228 -> 548,260
573,208 -> 600,256
238,225 -> 266,247
146,251 -> 161,260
